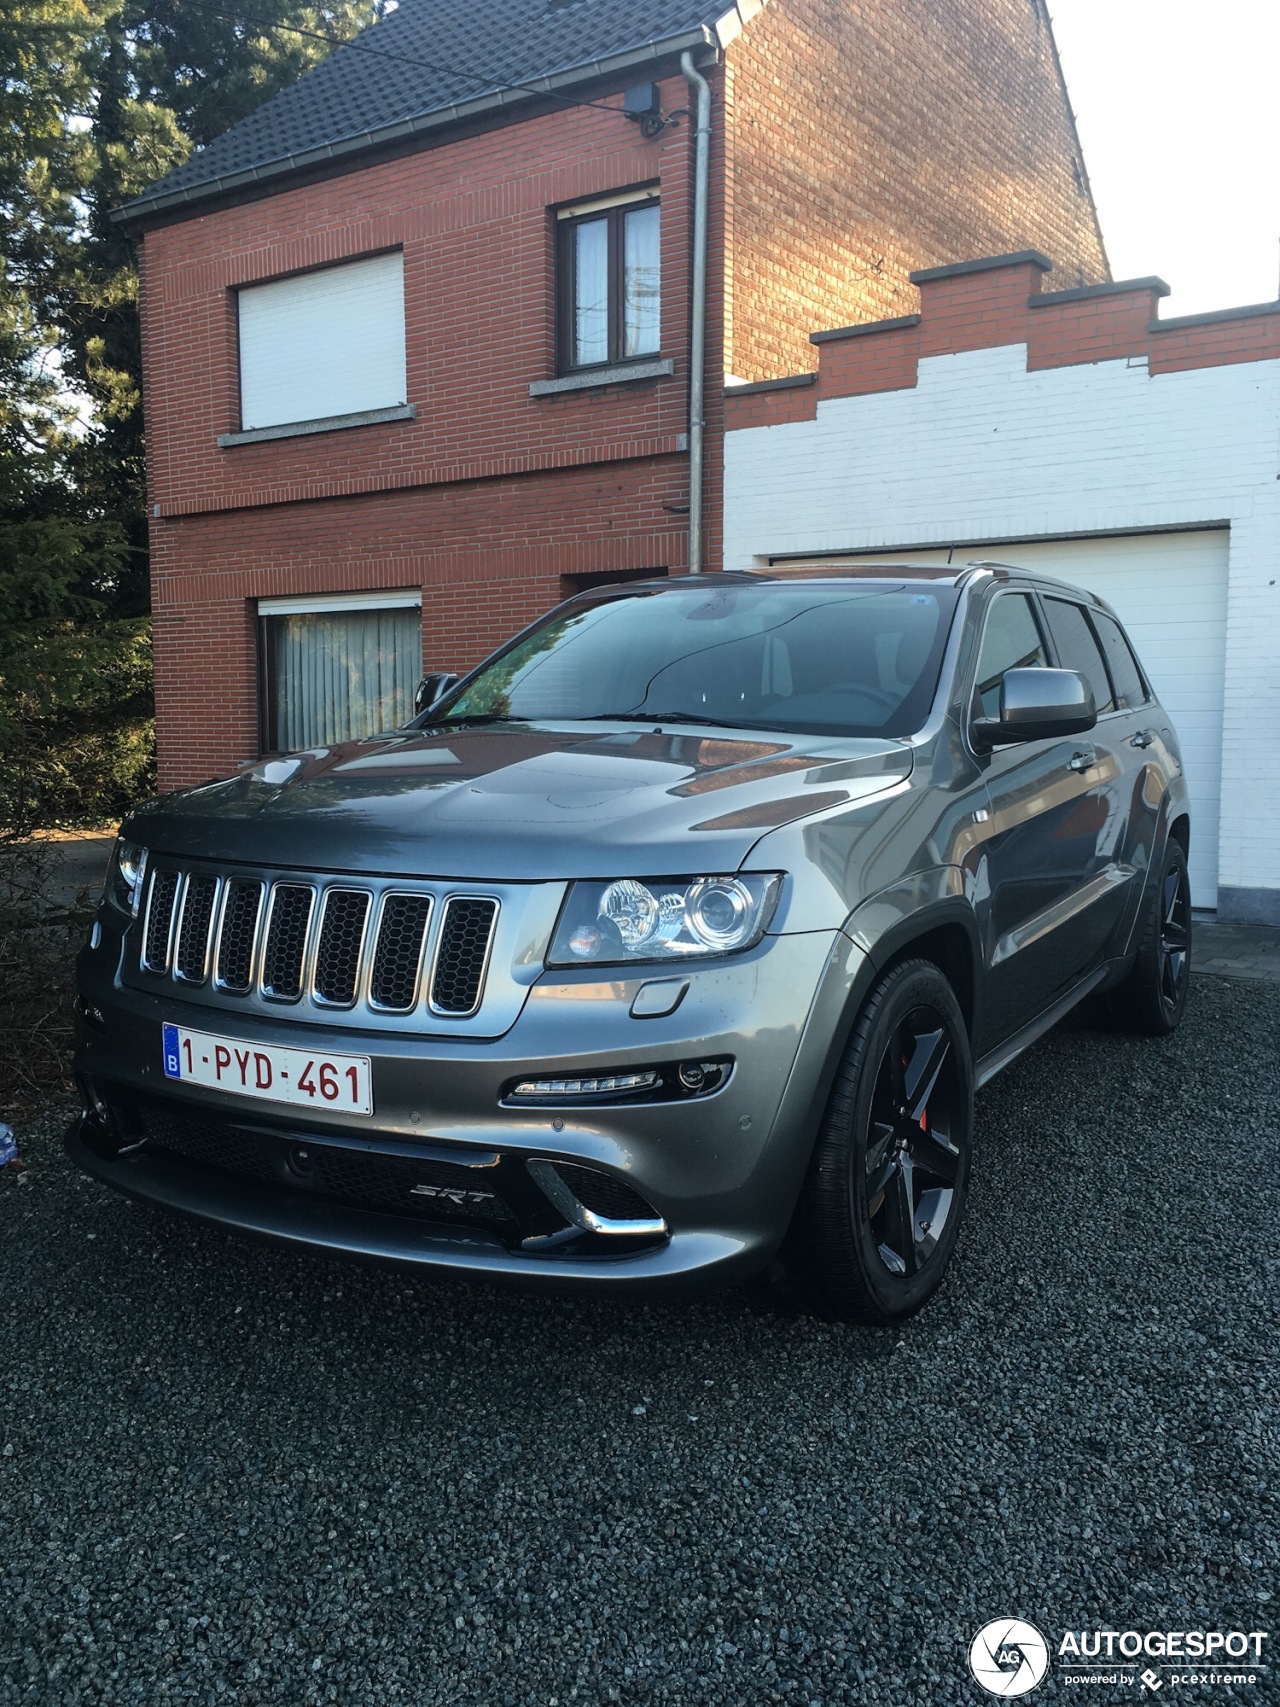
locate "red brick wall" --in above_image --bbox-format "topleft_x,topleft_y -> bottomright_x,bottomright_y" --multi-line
139,76 -> 721,788
723,0 -> 1109,382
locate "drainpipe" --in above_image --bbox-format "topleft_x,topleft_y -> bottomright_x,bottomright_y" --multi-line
680,50 -> 711,574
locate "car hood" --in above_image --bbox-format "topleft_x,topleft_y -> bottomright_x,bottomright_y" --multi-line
124,723 -> 913,880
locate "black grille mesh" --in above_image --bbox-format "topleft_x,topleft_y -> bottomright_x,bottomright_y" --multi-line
215,879 -> 263,993
370,894 -> 432,1010
261,885 -> 314,999
175,874 -> 219,982
553,1163 -> 658,1223
314,890 -> 371,1005
431,898 -> 498,1014
142,870 -> 180,971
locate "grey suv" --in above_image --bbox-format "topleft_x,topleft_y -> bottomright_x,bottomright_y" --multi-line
69,566 -> 1191,1322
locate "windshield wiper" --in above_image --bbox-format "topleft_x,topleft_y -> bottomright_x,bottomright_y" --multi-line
589,710 -> 746,729
428,713 -> 525,728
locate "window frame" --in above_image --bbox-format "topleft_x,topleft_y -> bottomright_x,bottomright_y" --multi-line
256,588 -> 423,757
556,189 -> 661,374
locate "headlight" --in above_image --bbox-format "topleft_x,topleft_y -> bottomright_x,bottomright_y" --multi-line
548,874 -> 782,967
106,838 -> 148,916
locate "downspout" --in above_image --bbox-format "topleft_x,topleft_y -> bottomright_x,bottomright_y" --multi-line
680,51 -> 712,574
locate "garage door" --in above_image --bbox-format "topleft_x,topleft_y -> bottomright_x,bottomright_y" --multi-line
799,532 -> 1228,908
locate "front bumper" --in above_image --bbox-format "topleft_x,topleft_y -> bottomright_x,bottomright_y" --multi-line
70,924 -> 861,1292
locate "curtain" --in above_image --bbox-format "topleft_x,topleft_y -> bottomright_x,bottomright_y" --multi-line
270,606 -> 421,751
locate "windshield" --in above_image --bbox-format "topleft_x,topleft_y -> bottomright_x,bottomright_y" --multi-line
432,580 -> 958,738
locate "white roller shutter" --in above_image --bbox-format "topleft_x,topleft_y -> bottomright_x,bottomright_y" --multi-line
238,252 -> 406,431
805,532 -> 1229,908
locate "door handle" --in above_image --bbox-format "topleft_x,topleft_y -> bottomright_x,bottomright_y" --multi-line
1068,747 -> 1096,773
1130,730 -> 1154,749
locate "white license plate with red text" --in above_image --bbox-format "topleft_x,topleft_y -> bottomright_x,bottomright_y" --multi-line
162,1023 -> 372,1115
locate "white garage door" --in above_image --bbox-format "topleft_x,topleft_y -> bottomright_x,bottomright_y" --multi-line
798,531 -> 1228,907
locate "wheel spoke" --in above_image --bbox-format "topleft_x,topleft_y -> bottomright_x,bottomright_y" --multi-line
902,1024 -> 949,1124
909,1126 -> 960,1185
865,1122 -> 897,1202
882,1154 -> 920,1276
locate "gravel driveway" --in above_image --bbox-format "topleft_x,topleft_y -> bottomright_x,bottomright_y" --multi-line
2,977 -> 1276,1705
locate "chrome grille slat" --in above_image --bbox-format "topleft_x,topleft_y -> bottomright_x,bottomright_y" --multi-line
313,889 -> 372,1007
430,897 -> 500,1016
174,874 -> 220,984
369,893 -> 433,1012
215,879 -> 264,993
141,870 -> 181,972
134,864 -> 509,1025
260,884 -> 316,1001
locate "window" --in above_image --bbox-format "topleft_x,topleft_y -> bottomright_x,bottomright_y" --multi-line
1090,610 -> 1149,709
558,193 -> 660,371
973,594 -> 1048,718
237,253 -> 406,432
435,582 -> 957,738
258,591 -> 422,752
1041,597 -> 1115,714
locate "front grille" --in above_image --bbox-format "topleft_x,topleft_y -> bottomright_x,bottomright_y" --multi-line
313,890 -> 371,1005
370,894 -> 433,1011
261,885 -> 315,1000
431,898 -> 499,1015
215,879 -> 263,993
175,874 -> 220,983
137,864 -> 502,1025
137,1101 -> 518,1231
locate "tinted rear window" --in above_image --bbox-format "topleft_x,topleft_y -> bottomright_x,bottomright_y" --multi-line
1042,597 -> 1115,715
1091,610 -> 1149,709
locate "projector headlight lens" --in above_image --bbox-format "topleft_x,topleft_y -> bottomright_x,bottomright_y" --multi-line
107,839 -> 149,916
549,873 -> 781,966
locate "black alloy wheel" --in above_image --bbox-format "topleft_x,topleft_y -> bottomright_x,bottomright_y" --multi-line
864,1005 -> 964,1279
1156,858 -> 1191,1015
1096,839 -> 1192,1036
796,959 -> 974,1324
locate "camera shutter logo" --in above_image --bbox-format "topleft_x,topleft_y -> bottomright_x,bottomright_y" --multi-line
969,1619 -> 1051,1698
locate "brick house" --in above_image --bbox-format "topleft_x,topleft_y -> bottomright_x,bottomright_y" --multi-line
118,0 -> 1108,790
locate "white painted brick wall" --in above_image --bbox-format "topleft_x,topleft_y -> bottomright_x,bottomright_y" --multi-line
724,347 -> 1280,909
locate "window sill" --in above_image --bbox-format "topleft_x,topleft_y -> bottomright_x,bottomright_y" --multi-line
217,402 -> 416,448
529,358 -> 674,398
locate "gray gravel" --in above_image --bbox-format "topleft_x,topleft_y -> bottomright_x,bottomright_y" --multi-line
2,977 -> 1277,1705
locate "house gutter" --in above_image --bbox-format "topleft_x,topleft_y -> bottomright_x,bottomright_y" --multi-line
679,51 -> 712,575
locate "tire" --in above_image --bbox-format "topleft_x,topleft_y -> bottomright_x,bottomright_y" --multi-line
794,959 -> 974,1325
1096,840 -> 1192,1036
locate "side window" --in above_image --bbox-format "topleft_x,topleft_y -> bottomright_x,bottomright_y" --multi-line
973,593 -> 1049,718
1090,610 -> 1149,709
1041,597 -> 1115,714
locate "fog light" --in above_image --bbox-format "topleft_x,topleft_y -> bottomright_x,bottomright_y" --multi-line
679,1060 -> 727,1093
510,1070 -> 661,1100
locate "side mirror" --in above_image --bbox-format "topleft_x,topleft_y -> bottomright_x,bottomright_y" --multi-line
414,671 -> 460,716
971,667 -> 1096,752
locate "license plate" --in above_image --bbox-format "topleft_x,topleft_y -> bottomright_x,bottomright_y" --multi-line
162,1023 -> 372,1115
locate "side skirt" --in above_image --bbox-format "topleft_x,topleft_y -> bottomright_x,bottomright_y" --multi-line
974,964 -> 1111,1089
